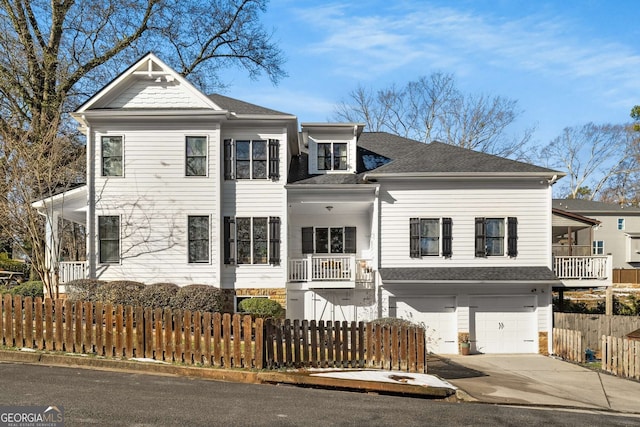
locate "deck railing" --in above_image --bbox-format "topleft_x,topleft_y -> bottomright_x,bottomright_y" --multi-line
58,261 -> 87,283
553,255 -> 610,280
288,256 -> 374,287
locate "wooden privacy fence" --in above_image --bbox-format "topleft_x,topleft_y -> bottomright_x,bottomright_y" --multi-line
613,268 -> 640,284
262,319 -> 426,372
0,296 -> 427,373
552,328 -> 584,363
601,335 -> 640,381
554,313 -> 640,352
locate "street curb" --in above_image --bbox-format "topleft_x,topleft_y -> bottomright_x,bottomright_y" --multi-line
0,349 -> 455,399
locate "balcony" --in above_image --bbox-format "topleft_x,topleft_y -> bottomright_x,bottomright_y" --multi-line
553,255 -> 612,287
288,255 -> 374,289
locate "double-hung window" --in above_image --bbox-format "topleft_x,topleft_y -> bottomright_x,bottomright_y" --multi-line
188,216 -> 209,263
224,139 -> 280,180
593,240 -> 604,255
186,136 -> 207,176
101,136 -> 123,176
301,226 -> 356,254
409,218 -> 452,258
475,217 -> 518,257
618,218 -> 625,230
98,216 -> 120,264
224,217 -> 281,265
317,142 -> 347,171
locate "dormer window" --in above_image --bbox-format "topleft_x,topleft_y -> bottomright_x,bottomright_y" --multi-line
317,142 -> 348,171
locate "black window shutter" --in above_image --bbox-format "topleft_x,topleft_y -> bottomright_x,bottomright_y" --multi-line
269,217 -> 281,265
224,217 -> 235,264
268,139 -> 280,180
507,217 -> 518,257
345,227 -> 356,254
224,139 -> 234,180
475,217 -> 486,257
409,218 -> 420,258
302,227 -> 314,254
442,217 -> 452,258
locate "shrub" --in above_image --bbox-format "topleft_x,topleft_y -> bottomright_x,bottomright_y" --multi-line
238,298 -> 284,318
8,281 -> 44,298
170,285 -> 226,313
139,283 -> 179,309
369,317 -> 420,328
65,279 -> 107,302
98,280 -> 145,306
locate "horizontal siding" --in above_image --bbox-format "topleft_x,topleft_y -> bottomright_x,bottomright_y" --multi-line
91,123 -> 221,286
379,180 -> 552,268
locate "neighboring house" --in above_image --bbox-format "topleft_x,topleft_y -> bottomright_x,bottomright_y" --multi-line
34,53 -> 565,354
553,199 -> 640,270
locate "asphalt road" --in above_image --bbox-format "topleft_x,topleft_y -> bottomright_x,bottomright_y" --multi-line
1,362 -> 639,426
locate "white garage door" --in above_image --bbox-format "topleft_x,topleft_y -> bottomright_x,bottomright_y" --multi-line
392,296 -> 458,354
471,296 -> 537,354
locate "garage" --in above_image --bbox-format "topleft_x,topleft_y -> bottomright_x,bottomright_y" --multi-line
391,296 -> 458,354
470,296 -> 538,354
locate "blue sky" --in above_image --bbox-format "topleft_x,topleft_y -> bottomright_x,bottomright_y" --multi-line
220,0 -> 640,147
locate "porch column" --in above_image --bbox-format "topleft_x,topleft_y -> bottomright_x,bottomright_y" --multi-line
567,226 -> 573,256
606,286 -> 613,315
44,212 -> 59,273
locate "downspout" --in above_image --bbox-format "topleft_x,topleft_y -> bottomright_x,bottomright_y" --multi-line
83,115 -> 96,279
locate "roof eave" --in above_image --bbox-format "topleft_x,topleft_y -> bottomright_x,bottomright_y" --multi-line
363,171 -> 564,181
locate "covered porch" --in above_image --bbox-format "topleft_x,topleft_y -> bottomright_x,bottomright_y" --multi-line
286,184 -> 378,290
31,185 -> 89,285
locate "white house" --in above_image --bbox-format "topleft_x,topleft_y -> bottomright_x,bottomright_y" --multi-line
34,53 -> 566,354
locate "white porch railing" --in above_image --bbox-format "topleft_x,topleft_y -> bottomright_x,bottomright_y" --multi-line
553,256 -> 611,280
58,261 -> 88,283
288,255 -> 374,288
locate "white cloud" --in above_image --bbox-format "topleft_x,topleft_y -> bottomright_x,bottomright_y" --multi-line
290,1 -> 640,105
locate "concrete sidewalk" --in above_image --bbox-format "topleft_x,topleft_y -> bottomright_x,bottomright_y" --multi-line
432,354 -> 640,413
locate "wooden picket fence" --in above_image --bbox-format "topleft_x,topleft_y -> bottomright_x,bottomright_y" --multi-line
0,296 -> 427,373
262,318 -> 426,372
553,328 -> 585,363
601,335 -> 640,381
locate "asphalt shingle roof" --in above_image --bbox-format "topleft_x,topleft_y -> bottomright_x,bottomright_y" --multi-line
288,131 -> 558,184
379,267 -> 559,282
208,93 -> 291,116
553,198 -> 640,214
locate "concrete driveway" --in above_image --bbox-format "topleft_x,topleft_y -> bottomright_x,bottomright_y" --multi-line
431,354 -> 640,414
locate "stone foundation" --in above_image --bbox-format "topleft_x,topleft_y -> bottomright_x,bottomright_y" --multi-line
233,288 -> 287,309
538,331 -> 549,355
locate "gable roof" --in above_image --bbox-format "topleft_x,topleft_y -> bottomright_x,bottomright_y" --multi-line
553,199 -> 640,215
74,52 -> 218,114
288,131 -> 561,184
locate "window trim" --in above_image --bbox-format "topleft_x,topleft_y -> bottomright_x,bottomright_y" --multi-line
185,135 -> 208,177
317,142 -> 348,171
98,215 -> 120,264
302,226 -> 356,255
475,217 -> 518,258
187,215 -> 210,264
410,218 -> 452,258
224,216 -> 281,265
101,135 -> 124,177
224,138 -> 280,181
593,240 -> 604,255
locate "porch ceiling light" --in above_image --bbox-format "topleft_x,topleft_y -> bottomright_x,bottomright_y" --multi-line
325,205 -> 333,212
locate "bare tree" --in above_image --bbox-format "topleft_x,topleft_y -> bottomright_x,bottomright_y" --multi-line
539,123 -> 636,200
0,0 -> 285,295
333,73 -> 533,158
0,113 -> 84,298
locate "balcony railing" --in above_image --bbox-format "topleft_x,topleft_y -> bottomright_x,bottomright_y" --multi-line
58,261 -> 88,283
288,255 -> 374,288
553,256 -> 611,280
